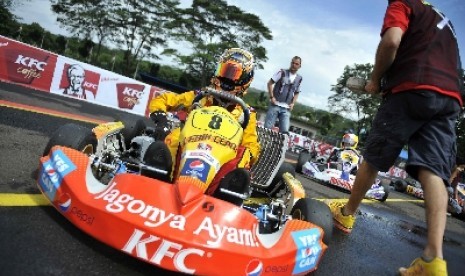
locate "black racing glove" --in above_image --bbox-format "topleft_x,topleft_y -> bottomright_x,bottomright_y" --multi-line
150,111 -> 168,126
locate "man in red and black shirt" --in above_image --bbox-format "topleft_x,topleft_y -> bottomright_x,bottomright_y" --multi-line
326,1 -> 464,275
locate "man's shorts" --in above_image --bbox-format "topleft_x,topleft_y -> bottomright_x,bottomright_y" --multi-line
363,90 -> 461,183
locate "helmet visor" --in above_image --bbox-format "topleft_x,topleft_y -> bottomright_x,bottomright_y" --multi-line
216,61 -> 243,82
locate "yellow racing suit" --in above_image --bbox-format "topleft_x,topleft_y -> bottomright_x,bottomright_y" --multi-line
149,90 -> 261,174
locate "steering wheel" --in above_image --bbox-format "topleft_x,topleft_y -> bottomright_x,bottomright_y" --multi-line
192,87 -> 250,129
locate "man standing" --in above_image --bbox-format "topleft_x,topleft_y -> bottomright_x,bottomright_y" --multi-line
325,1 -> 463,275
264,56 -> 302,133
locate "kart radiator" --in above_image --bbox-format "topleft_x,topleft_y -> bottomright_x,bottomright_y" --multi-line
250,127 -> 289,188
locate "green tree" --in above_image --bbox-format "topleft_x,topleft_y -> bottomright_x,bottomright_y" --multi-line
167,0 -> 272,87
20,22 -> 45,47
51,0 -> 180,76
0,0 -> 22,37
111,0 -> 180,76
328,63 -> 381,135
51,0 -> 117,62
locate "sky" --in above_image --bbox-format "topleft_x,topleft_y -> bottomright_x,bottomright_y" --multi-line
12,0 -> 465,113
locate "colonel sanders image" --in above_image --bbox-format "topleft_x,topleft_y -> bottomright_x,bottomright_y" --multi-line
61,64 -> 94,100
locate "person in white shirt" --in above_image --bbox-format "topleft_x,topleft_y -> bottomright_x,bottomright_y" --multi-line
264,56 -> 302,133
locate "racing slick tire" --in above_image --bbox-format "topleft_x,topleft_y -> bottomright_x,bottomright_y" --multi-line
43,123 -> 97,156
291,198 -> 333,245
393,179 -> 408,193
379,183 -> 390,202
295,150 -> 310,174
121,118 -> 146,149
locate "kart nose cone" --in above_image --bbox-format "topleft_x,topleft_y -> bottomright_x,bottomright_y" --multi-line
175,178 -> 205,205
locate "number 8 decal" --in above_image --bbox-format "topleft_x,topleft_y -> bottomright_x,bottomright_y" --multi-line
208,115 -> 222,129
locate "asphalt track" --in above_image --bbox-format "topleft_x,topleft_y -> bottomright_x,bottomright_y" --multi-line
1,82 -> 465,276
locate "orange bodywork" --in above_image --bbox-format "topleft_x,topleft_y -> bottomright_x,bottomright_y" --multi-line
38,146 -> 328,275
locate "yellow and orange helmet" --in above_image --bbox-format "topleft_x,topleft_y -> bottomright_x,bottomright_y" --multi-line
211,48 -> 255,97
341,133 -> 359,149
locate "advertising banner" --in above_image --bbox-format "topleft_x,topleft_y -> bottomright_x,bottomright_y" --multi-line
0,35 -> 57,92
49,56 -> 152,115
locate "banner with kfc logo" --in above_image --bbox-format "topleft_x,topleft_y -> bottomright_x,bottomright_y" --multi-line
0,36 -> 57,91
50,56 -> 152,115
0,35 -> 169,117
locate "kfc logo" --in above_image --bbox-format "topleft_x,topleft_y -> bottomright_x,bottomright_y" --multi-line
116,83 -> 146,109
0,37 -> 59,89
15,55 -> 47,71
4,50 -> 51,84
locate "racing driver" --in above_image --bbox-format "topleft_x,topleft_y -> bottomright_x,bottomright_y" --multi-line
147,48 -> 261,204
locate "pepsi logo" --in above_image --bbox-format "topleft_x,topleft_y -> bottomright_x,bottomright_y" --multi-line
46,168 -> 56,175
245,259 -> 263,276
58,193 -> 71,212
189,160 -> 205,171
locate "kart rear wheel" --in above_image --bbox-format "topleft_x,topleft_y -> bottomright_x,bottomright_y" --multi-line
43,123 -> 97,156
393,179 -> 407,193
379,183 -> 390,202
295,150 -> 310,173
291,198 -> 333,245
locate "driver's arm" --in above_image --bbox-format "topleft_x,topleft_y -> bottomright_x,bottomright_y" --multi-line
241,109 -> 261,165
149,91 -> 196,113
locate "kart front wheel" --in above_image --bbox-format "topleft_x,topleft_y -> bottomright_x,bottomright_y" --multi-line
393,179 -> 408,193
379,183 -> 390,202
295,150 -> 310,173
43,123 -> 97,156
291,198 -> 333,245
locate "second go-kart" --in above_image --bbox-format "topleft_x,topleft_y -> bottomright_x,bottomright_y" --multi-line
37,88 -> 333,275
393,177 -> 465,218
295,149 -> 390,202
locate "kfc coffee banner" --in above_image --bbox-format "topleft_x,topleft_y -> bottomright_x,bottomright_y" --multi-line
0,35 -> 163,117
0,35 -> 57,91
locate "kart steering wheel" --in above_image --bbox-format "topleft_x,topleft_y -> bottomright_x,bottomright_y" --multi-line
192,87 -> 250,129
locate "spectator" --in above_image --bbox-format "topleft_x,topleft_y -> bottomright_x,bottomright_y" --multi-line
264,56 -> 302,133
449,157 -> 464,214
325,1 -> 464,275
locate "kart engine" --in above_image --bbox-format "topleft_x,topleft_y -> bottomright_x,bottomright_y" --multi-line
89,130 -> 159,183
251,199 -> 288,234
244,183 -> 292,234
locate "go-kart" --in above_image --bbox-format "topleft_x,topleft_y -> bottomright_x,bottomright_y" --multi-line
295,150 -> 389,202
37,88 -> 333,275
393,178 -> 465,218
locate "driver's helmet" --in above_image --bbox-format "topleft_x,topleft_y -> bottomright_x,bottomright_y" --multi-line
211,48 -> 255,97
341,133 -> 358,149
